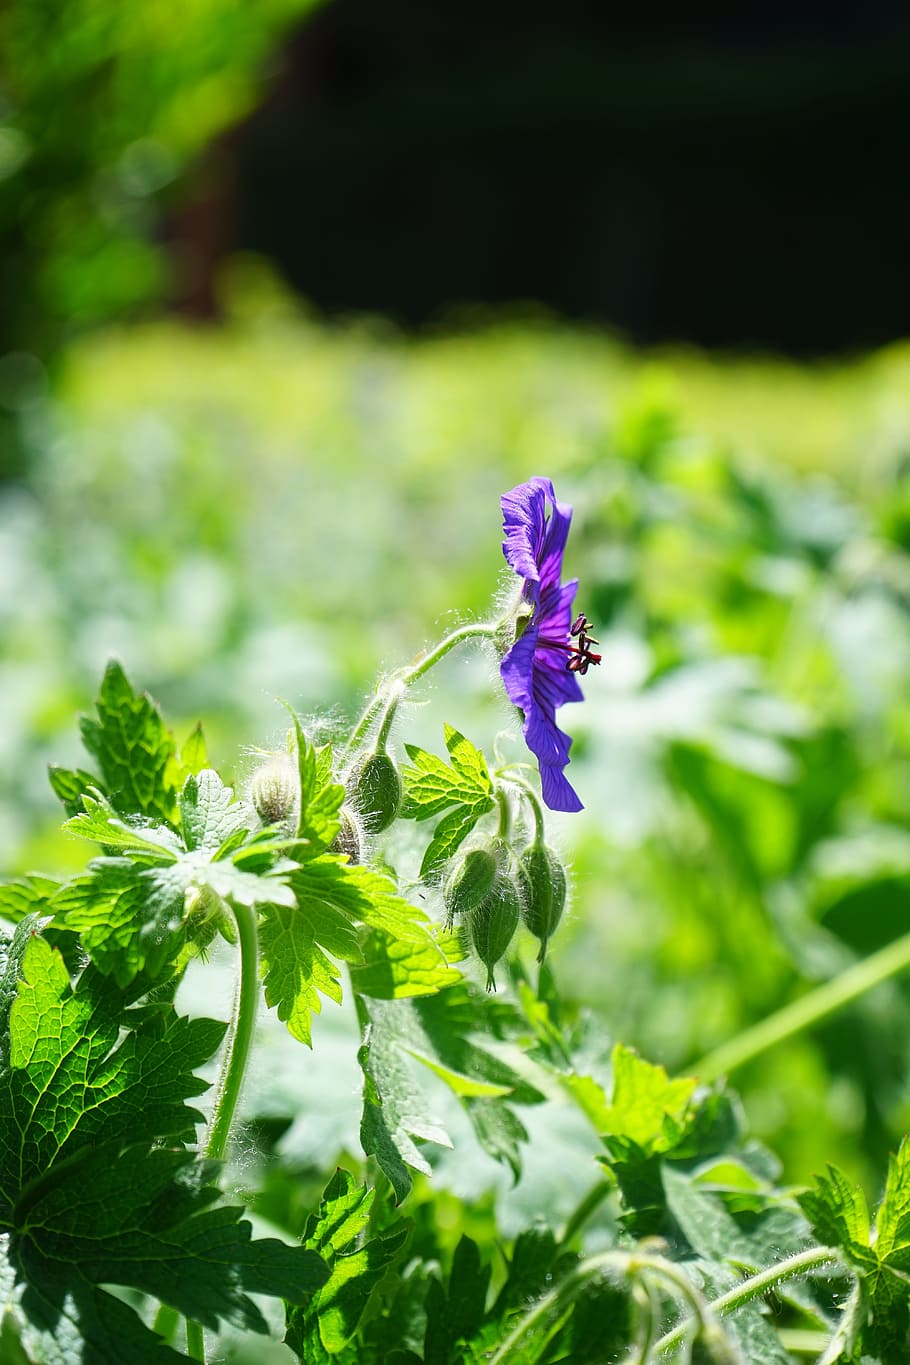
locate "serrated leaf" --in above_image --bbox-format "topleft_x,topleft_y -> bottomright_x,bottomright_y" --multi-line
357,998 -> 454,1203
178,723 -> 208,778
402,727 -> 493,819
49,858 -> 187,987
286,1169 -> 409,1360
64,792 -> 182,862
798,1166 -> 874,1269
585,1044 -> 697,1154
419,802 -> 491,881
260,902 -> 345,1047
349,929 -> 460,1000
356,985 -> 545,1198
179,769 -> 249,852
47,764 -> 105,817
79,661 -> 178,824
875,1136 -> 910,1270
0,932 -> 226,1185
0,876 -> 60,926
423,1236 -> 490,1364
288,713 -> 345,855
0,922 -> 328,1361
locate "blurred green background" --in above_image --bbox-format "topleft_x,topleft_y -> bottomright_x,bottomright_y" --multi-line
5,0 -> 910,1225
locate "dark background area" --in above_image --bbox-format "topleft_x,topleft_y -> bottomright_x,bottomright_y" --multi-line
209,0 -> 910,355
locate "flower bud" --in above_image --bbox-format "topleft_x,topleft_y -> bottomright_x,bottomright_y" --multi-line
351,751 -> 402,833
443,847 -> 499,930
330,805 -> 363,864
468,875 -> 520,992
250,756 -> 298,826
519,844 -> 567,964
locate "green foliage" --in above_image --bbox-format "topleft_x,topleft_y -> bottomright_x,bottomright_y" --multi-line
402,726 -> 496,879
0,920 -> 328,1362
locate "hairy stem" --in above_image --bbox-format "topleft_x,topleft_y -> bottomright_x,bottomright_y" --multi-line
652,1245 -> 840,1358
185,899 -> 261,1361
487,1249 -> 706,1365
693,929 -> 910,1083
344,620 -> 500,757
500,772 -> 546,844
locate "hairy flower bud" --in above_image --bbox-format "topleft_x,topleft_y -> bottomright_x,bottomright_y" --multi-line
250,756 -> 298,826
443,846 -> 499,930
330,805 -> 363,864
519,844 -> 567,964
351,751 -> 402,833
468,875 -> 520,992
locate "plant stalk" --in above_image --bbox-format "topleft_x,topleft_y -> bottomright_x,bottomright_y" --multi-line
652,1245 -> 839,1358
185,899 -> 261,1361
693,929 -> 910,1083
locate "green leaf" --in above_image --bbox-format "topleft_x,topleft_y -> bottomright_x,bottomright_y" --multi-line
0,932 -> 225,1185
79,661 -> 178,823
0,876 -> 60,926
0,921 -> 328,1362
662,1166 -> 755,1264
356,997 -> 454,1203
260,902 -> 346,1047
402,726 -> 493,819
179,769 -> 249,852
875,1136 -> 910,1271
355,984 -> 545,1199
348,929 -> 461,1001
49,858 -> 187,987
261,854 -> 439,1047
798,1166 -> 875,1270
422,1236 -> 490,1364
572,1043 -> 697,1154
64,791 -> 182,861
419,803 -> 489,881
286,1169 -> 409,1359
289,713 -> 345,855
177,722 -> 209,778
47,764 -> 105,817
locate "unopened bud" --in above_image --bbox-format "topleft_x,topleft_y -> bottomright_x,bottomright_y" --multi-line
519,844 -> 567,963
330,805 -> 363,864
443,847 -> 499,930
251,757 -> 298,826
351,751 -> 402,833
468,875 -> 520,992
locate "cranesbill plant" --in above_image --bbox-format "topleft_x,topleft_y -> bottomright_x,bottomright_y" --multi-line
1,478 -> 909,1363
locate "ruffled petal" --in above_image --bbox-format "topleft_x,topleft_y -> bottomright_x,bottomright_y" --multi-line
501,477 -> 557,587
499,628 -> 538,713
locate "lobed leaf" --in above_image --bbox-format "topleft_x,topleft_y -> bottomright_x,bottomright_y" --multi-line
78,661 -> 178,824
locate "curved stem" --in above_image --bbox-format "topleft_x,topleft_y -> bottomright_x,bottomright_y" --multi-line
344,621 -> 500,758
374,679 -> 405,753
204,901 -> 260,1162
652,1245 -> 840,1358
487,1249 -> 706,1365
693,929 -> 910,1083
500,773 -> 546,844
495,785 -> 512,840
184,900 -> 261,1362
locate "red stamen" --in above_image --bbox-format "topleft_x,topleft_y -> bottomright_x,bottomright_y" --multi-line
538,610 -> 603,674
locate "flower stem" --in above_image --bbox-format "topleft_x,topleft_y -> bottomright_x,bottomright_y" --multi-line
344,621 -> 500,758
558,1178 -> 612,1247
185,899 -> 261,1362
692,929 -> 910,1083
500,773 -> 546,844
487,1249 -> 706,1365
651,1245 -> 839,1357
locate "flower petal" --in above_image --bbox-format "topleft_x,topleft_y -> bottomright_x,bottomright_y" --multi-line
501,477 -> 557,588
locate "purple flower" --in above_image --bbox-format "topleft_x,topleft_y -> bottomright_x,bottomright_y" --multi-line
500,477 -> 600,813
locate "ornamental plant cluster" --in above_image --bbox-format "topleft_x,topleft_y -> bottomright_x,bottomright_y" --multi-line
2,480 -> 910,1363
